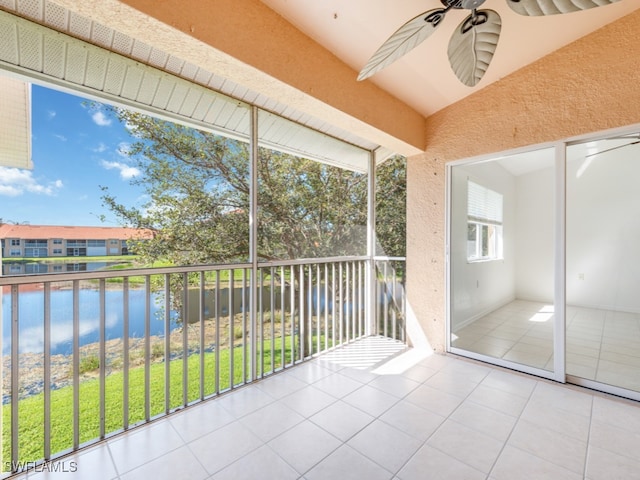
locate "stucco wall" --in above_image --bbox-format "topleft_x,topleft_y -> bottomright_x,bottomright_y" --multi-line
408,9 -> 640,352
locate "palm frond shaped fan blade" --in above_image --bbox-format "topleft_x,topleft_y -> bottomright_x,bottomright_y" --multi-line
358,9 -> 446,81
507,0 -> 622,16
448,10 -> 502,87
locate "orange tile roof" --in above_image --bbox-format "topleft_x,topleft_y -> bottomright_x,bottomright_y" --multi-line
0,224 -> 154,240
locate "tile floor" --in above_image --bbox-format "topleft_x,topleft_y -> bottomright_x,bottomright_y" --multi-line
452,299 -> 640,392
8,335 -> 640,479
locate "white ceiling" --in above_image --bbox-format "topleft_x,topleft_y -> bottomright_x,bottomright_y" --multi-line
261,0 -> 640,117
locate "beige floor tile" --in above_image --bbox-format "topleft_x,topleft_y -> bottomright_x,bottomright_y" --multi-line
589,420 -> 640,460
305,445 -> 392,480
449,401 -> 517,442
397,445 -> 485,480
342,384 -> 399,417
310,372 -> 364,398
267,420 -> 341,474
466,383 -> 528,417
507,420 -> 587,475
309,400 -> 374,441
347,420 -> 422,473
188,420 -> 262,475
404,384 -> 464,417
211,445 -> 299,480
585,445 -> 640,480
480,368 -> 537,398
427,420 -> 503,474
107,419 -> 185,475
519,397 -> 591,441
491,445 -> 582,480
379,400 -> 445,442
120,446 -> 208,480
239,400 -> 304,442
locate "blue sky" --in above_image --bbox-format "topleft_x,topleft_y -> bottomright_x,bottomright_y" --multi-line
0,83 -> 145,226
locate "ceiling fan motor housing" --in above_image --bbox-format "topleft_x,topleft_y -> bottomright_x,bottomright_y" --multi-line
441,0 -> 487,9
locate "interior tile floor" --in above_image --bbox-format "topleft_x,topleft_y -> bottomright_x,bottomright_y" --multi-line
8,335 -> 640,480
452,299 -> 640,392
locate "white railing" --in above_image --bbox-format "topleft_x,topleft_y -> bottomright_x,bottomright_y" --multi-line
0,256 -> 405,474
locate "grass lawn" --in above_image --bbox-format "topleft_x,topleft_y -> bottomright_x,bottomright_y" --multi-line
2,337 -> 298,465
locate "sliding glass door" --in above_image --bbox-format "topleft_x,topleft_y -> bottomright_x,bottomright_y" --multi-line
449,130 -> 640,399
448,147 -> 561,379
566,134 -> 640,395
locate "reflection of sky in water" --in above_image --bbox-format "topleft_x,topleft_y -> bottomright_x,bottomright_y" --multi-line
2,289 -> 178,355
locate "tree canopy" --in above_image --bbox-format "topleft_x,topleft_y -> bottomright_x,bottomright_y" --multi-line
100,107 -> 405,265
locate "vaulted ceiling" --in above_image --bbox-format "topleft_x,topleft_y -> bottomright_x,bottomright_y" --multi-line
260,0 -> 639,117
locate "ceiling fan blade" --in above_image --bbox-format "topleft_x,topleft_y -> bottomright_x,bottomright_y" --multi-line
357,9 -> 446,81
447,10 -> 502,87
506,0 -> 622,16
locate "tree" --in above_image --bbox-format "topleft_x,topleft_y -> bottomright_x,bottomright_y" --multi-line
100,107 -> 377,265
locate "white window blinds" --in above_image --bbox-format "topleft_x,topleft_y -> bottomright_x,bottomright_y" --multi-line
0,76 -> 32,169
467,180 -> 502,224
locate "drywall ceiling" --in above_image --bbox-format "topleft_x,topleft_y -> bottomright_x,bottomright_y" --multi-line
261,0 -> 640,117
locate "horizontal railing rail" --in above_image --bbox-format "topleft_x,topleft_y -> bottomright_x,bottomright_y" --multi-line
0,255 -> 404,475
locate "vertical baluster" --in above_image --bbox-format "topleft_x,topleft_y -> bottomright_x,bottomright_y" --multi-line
144,276 -> 150,422
280,265 -> 285,368
338,262 -> 344,347
229,269 -> 235,389
259,268 -> 264,377
383,262 -> 389,338
123,278 -> 130,429
215,271 -> 220,394
11,285 -> 18,470
315,264 -> 320,354
299,264 -> 305,360
43,282 -> 51,459
345,262 -> 351,343
359,261 -> 363,338
181,273 -> 188,407
164,274 -> 171,413
242,268 -> 247,384
307,265 -> 313,356
289,266 -> 296,364
99,279 -> 106,437
391,263 -> 397,340
72,280 -> 80,449
331,263 -> 336,349
270,266 -> 275,374
199,272 -> 205,400
324,263 -> 328,352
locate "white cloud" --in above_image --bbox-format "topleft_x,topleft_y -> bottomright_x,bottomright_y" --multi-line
91,110 -> 112,126
47,110 -> 56,120
0,167 -> 64,197
100,160 -> 141,180
54,134 -> 67,142
93,142 -> 108,153
117,142 -> 132,157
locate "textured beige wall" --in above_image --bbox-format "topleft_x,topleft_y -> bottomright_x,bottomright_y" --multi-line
408,9 -> 640,352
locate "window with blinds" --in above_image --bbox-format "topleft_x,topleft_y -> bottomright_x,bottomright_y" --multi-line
467,180 -> 503,261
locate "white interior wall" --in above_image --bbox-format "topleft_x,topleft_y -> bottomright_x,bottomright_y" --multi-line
566,143 -> 640,312
450,162 -> 517,330
514,165 -> 555,303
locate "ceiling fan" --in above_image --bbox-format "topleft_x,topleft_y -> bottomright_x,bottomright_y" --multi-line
357,0 -> 623,87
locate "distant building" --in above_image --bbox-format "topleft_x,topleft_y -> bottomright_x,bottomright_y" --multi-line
0,224 -> 154,259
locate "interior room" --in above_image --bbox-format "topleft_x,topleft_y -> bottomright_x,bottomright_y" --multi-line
449,133 -> 640,393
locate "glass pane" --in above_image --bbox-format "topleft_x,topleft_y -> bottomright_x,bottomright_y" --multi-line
450,148 -> 556,372
566,134 -> 640,392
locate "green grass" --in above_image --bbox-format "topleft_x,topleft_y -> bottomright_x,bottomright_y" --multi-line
2,337 -> 301,465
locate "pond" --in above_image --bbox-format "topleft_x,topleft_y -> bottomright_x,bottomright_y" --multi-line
1,260 -> 128,276
1,288 -> 180,356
